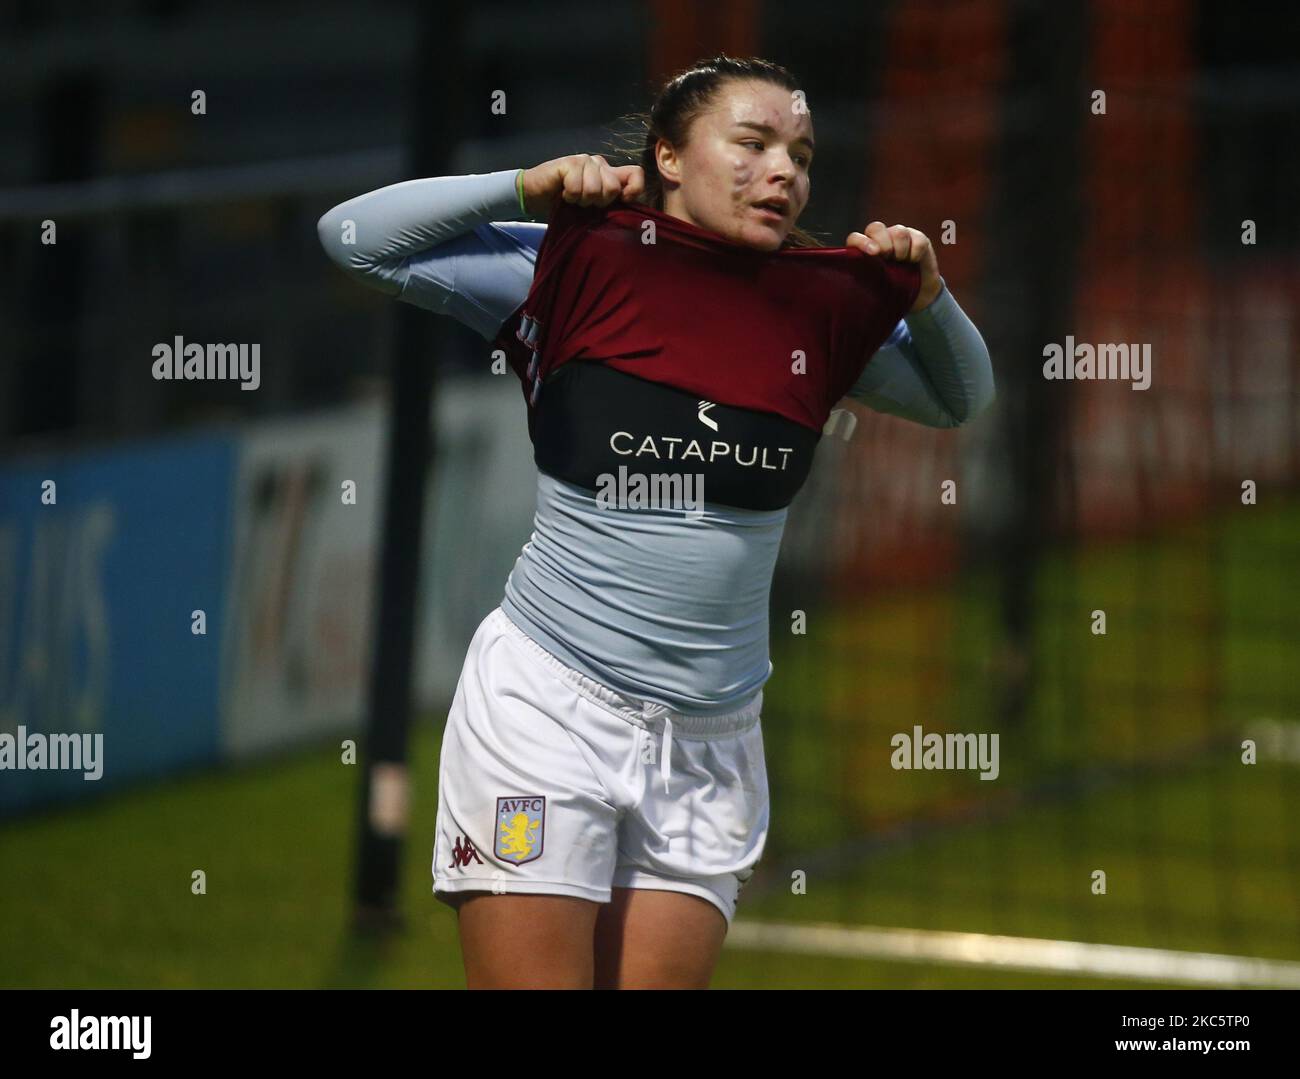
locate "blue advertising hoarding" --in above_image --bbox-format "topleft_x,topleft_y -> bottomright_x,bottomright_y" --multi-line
0,433 -> 236,813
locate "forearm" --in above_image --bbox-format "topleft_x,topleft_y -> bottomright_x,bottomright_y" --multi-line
848,281 -> 995,427
315,168 -> 526,294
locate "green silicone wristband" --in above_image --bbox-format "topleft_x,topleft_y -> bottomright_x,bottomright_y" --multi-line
516,168 -> 527,215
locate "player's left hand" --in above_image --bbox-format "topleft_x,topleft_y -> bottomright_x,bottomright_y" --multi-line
845,221 -> 942,312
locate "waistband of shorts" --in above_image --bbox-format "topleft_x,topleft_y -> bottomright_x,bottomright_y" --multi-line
489,606 -> 762,738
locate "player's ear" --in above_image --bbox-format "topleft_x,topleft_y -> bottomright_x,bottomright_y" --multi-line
654,137 -> 683,186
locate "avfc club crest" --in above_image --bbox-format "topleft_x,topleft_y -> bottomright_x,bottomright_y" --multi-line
495,795 -> 545,865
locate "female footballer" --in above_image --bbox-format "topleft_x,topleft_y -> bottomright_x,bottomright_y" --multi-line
318,55 -> 995,989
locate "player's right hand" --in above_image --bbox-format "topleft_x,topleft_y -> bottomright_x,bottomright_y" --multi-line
521,155 -> 645,216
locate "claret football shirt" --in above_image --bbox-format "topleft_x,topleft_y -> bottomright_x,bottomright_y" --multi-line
494,197 -> 921,511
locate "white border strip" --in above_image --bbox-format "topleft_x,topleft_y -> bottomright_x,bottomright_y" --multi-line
727,920 -> 1300,988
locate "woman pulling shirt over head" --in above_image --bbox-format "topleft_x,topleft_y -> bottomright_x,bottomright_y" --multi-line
317,54 -> 995,989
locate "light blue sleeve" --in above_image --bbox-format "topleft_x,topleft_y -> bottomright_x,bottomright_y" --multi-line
845,280 -> 996,427
316,168 -> 546,340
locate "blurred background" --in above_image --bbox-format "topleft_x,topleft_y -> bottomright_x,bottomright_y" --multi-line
1,0 -> 1297,988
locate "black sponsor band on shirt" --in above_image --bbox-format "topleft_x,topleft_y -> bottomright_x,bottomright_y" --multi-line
531,362 -> 821,511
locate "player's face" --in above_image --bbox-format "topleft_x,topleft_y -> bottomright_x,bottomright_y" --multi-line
657,79 -> 814,252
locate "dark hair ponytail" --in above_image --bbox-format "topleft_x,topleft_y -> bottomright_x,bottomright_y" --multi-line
602,54 -> 826,249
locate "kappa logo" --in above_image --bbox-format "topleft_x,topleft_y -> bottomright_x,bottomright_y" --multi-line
448,835 -> 484,869
495,795 -> 545,865
697,400 -> 718,431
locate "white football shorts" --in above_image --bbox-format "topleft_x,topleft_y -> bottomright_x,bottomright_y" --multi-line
431,606 -> 769,925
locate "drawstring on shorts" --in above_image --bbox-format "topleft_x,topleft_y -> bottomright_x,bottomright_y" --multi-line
644,701 -> 673,793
